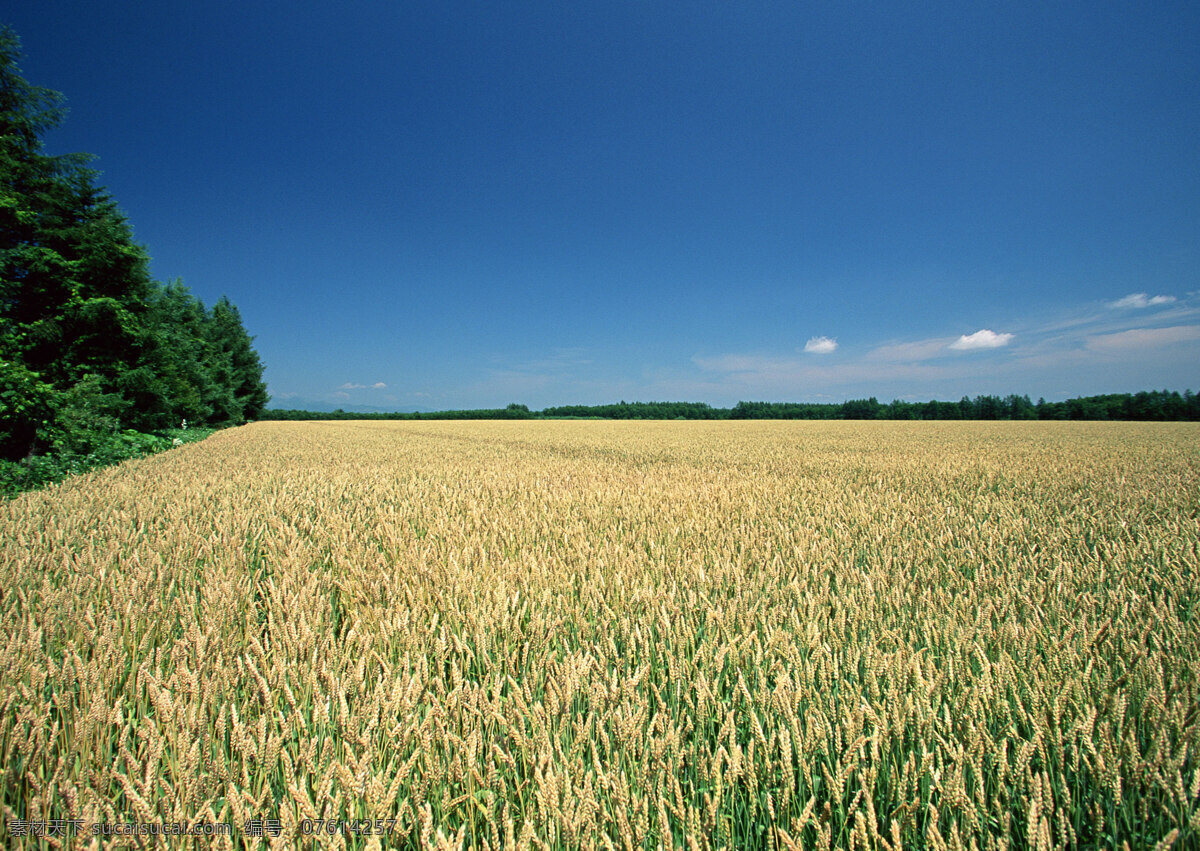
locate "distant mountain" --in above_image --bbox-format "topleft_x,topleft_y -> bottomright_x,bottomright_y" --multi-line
265,398 -> 435,414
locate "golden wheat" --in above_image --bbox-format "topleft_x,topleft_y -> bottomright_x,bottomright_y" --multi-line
1,420 -> 1198,849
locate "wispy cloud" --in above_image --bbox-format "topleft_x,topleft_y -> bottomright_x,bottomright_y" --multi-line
690,352 -> 963,388
866,338 -> 954,362
866,331 -> 1015,361
1109,293 -> 1176,309
301,291 -> 1198,408
1086,324 -> 1200,352
692,353 -> 796,374
467,349 -> 601,405
681,293 -> 1200,403
949,329 -> 1014,350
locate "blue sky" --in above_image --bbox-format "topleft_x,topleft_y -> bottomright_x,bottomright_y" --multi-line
7,1 -> 1199,409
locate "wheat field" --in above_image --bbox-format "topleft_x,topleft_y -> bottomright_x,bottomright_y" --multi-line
2,420 -> 1198,849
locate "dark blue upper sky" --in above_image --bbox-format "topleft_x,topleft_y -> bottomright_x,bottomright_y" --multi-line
7,1 -> 1198,408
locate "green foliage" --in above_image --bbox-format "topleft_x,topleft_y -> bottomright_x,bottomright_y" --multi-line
0,356 -> 56,458
0,25 -> 266,492
0,425 -> 213,497
51,373 -> 126,453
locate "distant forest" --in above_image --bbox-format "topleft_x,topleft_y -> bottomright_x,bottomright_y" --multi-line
264,389 -> 1200,422
1,28 -> 266,493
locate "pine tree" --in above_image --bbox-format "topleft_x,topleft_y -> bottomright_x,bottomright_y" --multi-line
207,296 -> 267,422
148,280 -> 220,425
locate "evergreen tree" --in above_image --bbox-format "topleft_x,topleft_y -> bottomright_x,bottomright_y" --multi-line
148,280 -> 221,426
1,26 -> 164,452
207,296 -> 267,422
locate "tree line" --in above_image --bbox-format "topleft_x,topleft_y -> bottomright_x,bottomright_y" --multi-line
263,390 -> 1200,422
1,27 -> 266,489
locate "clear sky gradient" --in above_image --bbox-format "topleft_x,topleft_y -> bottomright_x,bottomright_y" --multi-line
7,1 -> 1199,409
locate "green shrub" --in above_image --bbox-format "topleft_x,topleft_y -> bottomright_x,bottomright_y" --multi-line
0,426 -> 214,498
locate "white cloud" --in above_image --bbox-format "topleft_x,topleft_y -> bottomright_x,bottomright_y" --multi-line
1086,324 -> 1200,352
339,382 -> 366,390
1109,293 -> 1176,309
949,329 -> 1014,351
372,382 -> 387,389
803,336 -> 838,354
687,295 -> 1199,401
